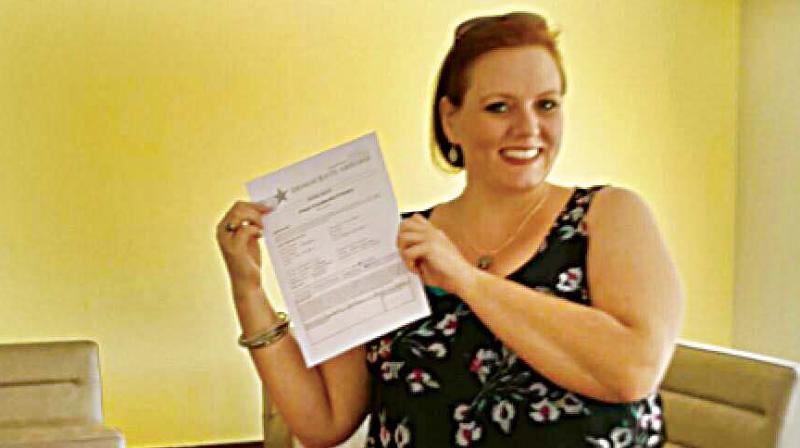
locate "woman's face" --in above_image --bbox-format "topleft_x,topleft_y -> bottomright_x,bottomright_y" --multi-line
440,45 -> 564,192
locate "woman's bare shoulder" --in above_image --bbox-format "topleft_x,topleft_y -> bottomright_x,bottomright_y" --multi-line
586,186 -> 655,231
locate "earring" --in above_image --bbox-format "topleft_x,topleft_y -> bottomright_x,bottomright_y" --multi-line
448,145 -> 460,164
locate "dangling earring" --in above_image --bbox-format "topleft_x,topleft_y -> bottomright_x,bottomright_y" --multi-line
448,145 -> 460,164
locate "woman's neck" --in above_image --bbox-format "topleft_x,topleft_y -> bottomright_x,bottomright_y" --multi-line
452,181 -> 554,225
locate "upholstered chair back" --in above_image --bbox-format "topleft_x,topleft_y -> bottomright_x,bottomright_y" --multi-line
661,340 -> 800,448
0,340 -> 104,427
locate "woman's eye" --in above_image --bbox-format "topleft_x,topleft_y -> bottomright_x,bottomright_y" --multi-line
484,102 -> 509,113
537,99 -> 559,112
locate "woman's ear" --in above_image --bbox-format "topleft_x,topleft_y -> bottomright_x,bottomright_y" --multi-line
438,96 -> 460,145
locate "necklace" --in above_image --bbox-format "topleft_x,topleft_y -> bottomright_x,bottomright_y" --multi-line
462,187 -> 550,270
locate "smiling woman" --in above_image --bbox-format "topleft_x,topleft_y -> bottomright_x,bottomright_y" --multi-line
380,12 -> 684,446
217,10 -> 684,448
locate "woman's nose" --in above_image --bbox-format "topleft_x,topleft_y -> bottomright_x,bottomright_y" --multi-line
514,109 -> 541,137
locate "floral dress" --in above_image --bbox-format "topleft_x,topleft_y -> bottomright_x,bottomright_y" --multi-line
364,186 -> 666,447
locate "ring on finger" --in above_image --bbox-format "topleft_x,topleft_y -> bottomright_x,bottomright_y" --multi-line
224,219 -> 252,233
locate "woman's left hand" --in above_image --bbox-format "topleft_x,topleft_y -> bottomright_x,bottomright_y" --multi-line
397,213 -> 478,294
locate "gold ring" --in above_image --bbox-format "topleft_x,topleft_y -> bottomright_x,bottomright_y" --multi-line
225,220 -> 252,233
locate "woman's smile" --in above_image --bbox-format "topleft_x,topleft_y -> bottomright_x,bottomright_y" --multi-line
500,147 -> 540,161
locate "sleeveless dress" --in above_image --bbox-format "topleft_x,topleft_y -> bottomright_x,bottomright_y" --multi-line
364,186 -> 666,447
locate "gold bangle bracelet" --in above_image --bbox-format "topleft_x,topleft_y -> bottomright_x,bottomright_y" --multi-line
238,312 -> 290,349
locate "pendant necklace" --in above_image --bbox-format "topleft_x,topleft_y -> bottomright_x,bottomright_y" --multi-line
463,187 -> 550,270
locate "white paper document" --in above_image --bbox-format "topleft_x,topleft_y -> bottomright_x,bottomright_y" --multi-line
246,132 -> 430,367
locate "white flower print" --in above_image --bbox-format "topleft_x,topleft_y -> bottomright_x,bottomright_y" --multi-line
367,336 -> 394,364
646,434 -> 663,447
436,312 -> 459,336
639,393 -> 664,433
585,427 -> 634,448
469,348 -> 498,383
568,206 -> 585,221
405,368 -> 440,394
455,421 -> 483,447
640,413 -> 662,434
557,392 -> 586,415
491,400 -> 516,434
453,403 -> 471,422
380,361 -> 404,381
377,337 -> 392,359
394,423 -> 411,448
558,225 -> 577,240
646,393 -> 663,416
529,399 -> 561,422
499,345 -> 518,367
556,267 -> 583,292
379,424 -> 391,447
528,382 -> 548,400
610,427 -> 633,447
426,342 -> 447,358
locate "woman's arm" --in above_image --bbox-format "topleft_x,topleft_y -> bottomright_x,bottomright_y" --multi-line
218,202 -> 369,447
399,187 -> 684,403
233,287 -> 369,447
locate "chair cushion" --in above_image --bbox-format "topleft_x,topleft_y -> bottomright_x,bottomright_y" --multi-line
0,424 -> 124,448
0,341 -> 102,425
660,341 -> 800,448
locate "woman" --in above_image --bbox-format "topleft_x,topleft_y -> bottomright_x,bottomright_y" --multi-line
217,12 -> 683,448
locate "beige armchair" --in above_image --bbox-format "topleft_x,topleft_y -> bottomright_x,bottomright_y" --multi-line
661,340 -> 800,448
0,340 -> 125,448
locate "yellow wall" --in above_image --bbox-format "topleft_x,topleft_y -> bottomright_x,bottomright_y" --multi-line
734,0 -> 800,361
0,0 -> 738,445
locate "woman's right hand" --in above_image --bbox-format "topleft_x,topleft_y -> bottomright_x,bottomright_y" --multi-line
216,201 -> 272,292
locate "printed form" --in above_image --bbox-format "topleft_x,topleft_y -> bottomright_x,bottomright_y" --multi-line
246,132 -> 430,367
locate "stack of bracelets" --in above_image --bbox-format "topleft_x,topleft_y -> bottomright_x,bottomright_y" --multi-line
237,312 -> 290,349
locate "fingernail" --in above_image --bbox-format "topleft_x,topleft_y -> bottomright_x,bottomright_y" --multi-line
259,198 -> 279,210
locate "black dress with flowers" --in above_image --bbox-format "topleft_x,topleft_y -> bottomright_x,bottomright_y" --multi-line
364,186 -> 666,447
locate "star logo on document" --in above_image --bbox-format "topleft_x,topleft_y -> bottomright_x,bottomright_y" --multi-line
275,188 -> 288,204
261,188 -> 288,210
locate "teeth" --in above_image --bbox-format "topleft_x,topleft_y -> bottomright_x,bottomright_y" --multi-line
501,148 -> 541,160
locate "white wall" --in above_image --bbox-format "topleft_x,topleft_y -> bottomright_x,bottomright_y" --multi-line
734,0 -> 800,361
